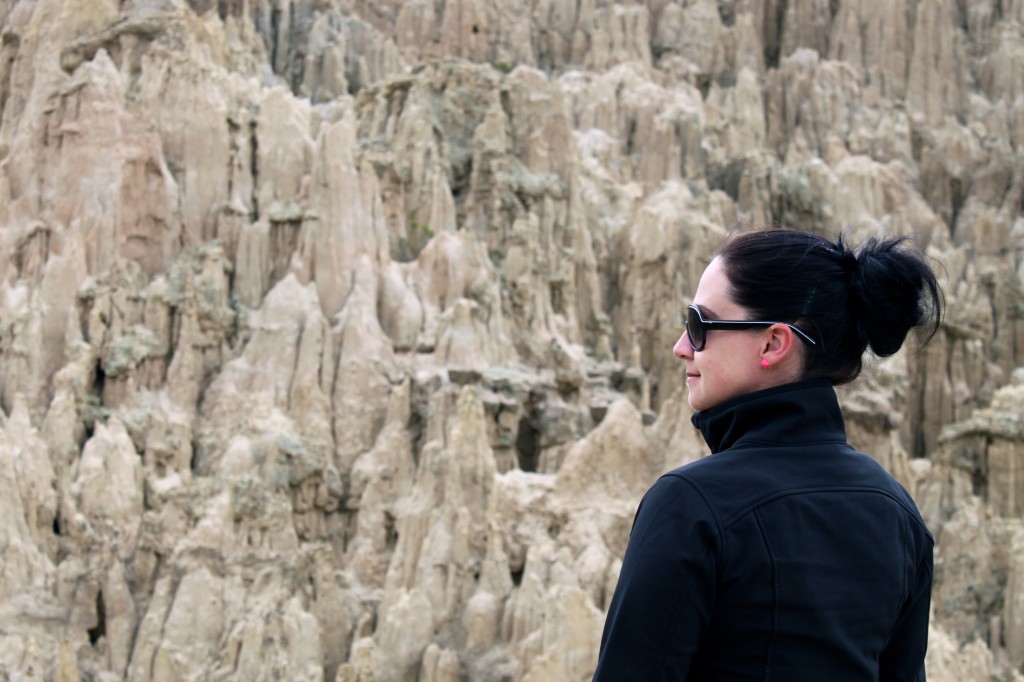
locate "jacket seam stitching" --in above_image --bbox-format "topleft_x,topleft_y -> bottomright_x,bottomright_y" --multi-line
661,473 -> 725,539
662,473 -> 726,564
753,508 -> 779,682
883,514 -> 914,647
717,487 -> 930,532
653,540 -> 718,677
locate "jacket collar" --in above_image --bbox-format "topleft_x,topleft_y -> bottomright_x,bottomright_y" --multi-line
690,379 -> 847,454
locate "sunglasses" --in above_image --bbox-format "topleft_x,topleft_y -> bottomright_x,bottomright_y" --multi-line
685,304 -> 818,352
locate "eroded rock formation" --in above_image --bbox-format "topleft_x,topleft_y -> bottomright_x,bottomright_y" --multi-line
1,0 -> 1023,680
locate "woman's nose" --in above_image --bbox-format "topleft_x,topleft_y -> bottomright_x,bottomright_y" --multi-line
673,332 -> 693,359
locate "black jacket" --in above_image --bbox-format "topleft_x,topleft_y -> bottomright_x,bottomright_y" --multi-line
593,380 -> 932,681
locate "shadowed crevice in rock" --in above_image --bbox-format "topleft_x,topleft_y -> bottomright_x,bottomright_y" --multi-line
514,412 -> 539,473
87,588 -> 106,646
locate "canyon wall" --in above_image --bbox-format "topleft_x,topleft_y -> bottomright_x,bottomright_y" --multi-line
1,0 -> 1023,679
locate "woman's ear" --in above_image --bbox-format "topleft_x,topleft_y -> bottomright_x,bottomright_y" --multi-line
760,324 -> 802,370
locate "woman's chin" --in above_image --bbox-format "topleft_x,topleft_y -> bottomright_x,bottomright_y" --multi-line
685,386 -> 704,411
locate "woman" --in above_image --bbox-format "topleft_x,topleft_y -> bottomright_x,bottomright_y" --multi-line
593,229 -> 942,681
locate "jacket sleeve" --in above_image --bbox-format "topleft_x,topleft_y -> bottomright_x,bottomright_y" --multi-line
592,473 -> 720,681
879,536 -> 934,682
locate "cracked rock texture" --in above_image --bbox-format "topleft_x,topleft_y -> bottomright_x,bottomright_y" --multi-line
1,0 -> 1024,680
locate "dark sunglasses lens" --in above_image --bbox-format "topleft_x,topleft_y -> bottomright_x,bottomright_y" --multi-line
687,307 -> 705,350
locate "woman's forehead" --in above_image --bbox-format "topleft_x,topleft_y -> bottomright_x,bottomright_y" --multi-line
693,258 -> 741,315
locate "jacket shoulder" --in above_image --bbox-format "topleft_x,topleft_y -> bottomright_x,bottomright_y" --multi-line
663,444 -> 932,539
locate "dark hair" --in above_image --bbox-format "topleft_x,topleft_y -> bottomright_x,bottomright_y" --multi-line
715,229 -> 943,384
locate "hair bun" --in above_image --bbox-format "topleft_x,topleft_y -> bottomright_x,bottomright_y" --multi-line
847,236 -> 940,357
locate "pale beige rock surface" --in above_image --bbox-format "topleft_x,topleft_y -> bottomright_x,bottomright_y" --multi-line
1,0 -> 1023,680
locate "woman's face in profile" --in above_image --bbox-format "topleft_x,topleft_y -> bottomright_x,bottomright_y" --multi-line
673,258 -> 772,411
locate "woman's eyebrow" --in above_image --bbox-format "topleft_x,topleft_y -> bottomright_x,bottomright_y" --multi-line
699,305 -> 721,319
